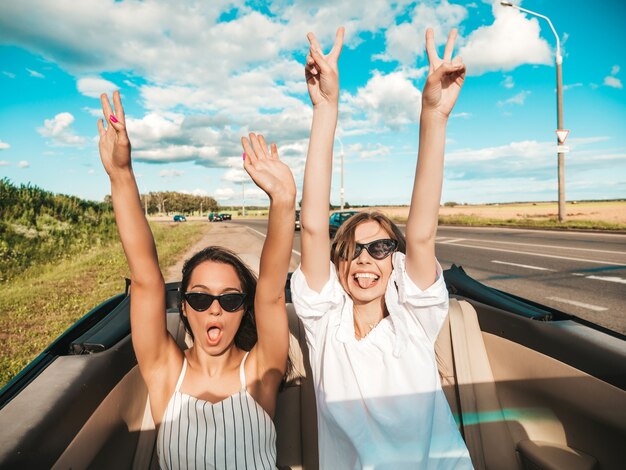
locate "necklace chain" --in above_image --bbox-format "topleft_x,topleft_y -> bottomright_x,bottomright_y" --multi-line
355,319 -> 382,339
354,304 -> 387,339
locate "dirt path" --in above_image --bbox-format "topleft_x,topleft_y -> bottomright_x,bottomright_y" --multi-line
164,223 -> 299,282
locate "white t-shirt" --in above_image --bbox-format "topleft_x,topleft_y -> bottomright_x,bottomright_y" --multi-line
290,252 -> 473,469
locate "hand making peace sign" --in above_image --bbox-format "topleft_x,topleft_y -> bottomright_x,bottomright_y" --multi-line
421,28 -> 466,119
304,27 -> 345,107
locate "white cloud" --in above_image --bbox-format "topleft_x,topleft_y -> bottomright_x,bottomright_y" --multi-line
0,140 -> 10,150
87,168 -> 95,174
159,169 -> 185,177
189,188 -> 210,197
0,160 -> 9,166
345,70 -> 421,130
215,184 -> 266,203
346,142 -> 390,161
497,90 -> 530,106
451,112 -> 472,119
443,137 -> 625,196
603,76 -> 623,89
377,1 -> 467,65
37,112 -> 86,147
447,140 -> 551,164
563,83 -> 583,92
18,160 -> 30,168
77,76 -> 119,98
214,187 -> 236,200
603,65 -> 622,89
221,168 -> 248,184
2,71 -> 16,79
501,75 -> 514,89
604,77 -> 623,90
83,106 -> 103,117
459,4 -> 552,76
26,68 -> 44,78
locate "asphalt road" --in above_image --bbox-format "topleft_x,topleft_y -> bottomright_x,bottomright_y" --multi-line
226,219 -> 626,335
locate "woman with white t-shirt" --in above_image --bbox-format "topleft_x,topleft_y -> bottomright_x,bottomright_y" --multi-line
291,26 -> 473,468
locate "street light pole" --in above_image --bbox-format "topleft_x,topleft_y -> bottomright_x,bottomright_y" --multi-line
500,2 -> 566,221
242,179 -> 245,217
336,134 -> 345,210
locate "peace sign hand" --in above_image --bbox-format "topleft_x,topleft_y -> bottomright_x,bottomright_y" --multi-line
305,27 -> 345,107
422,28 -> 466,119
241,134 -> 296,202
97,91 -> 132,176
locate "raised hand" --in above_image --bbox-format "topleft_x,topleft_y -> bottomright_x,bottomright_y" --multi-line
241,133 -> 296,201
305,27 -> 345,107
97,91 -> 132,176
422,28 -> 466,118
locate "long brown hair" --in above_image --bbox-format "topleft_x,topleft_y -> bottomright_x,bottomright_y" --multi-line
330,211 -> 405,284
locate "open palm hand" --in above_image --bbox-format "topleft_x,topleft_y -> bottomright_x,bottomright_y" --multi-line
241,134 -> 296,201
97,91 -> 131,176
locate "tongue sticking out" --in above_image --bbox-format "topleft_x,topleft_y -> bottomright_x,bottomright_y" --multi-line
355,275 -> 377,289
208,327 -> 221,341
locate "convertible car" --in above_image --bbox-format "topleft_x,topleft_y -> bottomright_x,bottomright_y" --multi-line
0,266 -> 624,469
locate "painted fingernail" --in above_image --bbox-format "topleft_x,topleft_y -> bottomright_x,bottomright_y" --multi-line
242,152 -> 246,161
109,115 -> 118,123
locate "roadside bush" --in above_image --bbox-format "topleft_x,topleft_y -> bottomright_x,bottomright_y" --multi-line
0,179 -> 118,282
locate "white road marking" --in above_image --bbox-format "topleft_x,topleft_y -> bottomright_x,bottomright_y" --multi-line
436,235 -> 624,255
439,225 -> 626,239
439,238 -> 465,244
246,226 -> 301,257
584,275 -> 626,284
437,242 -> 625,266
491,260 -> 555,271
460,239 -> 624,255
547,297 -> 608,312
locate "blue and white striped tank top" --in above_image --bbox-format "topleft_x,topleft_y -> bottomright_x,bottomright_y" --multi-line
156,352 -> 277,469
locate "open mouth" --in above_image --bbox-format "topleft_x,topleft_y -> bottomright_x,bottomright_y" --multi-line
206,326 -> 223,345
353,272 -> 380,289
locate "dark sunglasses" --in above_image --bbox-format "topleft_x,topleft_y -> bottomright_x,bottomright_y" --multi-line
336,238 -> 398,260
183,292 -> 246,312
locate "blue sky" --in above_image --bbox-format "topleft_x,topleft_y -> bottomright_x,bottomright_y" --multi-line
1,0 -> 624,206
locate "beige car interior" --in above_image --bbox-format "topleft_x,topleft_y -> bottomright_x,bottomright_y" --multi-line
1,278 -> 625,469
31,297 -> 622,470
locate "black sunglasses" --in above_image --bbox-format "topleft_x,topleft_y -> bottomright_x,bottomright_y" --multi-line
183,292 -> 246,312
336,238 -> 398,260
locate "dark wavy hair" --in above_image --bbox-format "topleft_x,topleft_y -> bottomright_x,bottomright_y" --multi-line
178,246 -> 257,351
330,211 -> 406,284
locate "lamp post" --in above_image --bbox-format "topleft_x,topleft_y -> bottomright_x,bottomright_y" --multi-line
500,1 -> 566,221
336,134 -> 345,211
241,179 -> 245,217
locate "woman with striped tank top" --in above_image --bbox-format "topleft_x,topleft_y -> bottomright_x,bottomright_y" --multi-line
97,90 -> 295,469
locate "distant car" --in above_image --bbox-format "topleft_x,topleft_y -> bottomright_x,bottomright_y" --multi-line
220,213 -> 232,221
208,213 -> 223,222
329,210 -> 358,237
295,210 -> 301,231
173,214 -> 187,222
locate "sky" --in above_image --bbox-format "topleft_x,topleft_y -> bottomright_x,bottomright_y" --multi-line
1,0 -> 625,207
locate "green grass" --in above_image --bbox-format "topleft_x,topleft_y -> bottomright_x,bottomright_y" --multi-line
0,221 -> 211,388
437,215 -> 626,231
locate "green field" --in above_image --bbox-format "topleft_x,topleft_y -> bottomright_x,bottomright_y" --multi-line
0,221 -> 210,389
